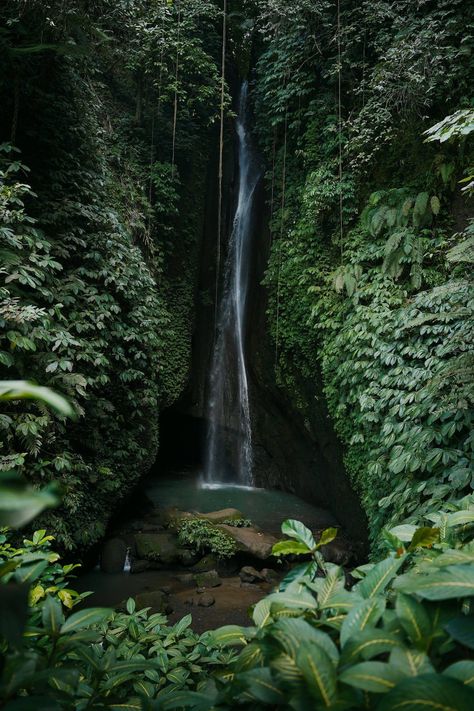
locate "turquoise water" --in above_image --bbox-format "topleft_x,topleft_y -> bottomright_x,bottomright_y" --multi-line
145,470 -> 337,535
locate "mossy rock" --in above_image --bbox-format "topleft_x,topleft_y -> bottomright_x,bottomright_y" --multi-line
192,554 -> 218,572
193,570 -> 221,588
134,533 -> 180,563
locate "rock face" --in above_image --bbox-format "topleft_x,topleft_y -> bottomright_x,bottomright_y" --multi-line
135,533 -> 179,563
217,525 -> 277,560
100,538 -> 127,573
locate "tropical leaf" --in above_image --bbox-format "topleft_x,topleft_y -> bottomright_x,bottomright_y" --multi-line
445,616 -> 474,649
296,641 -> 337,707
357,555 -> 406,599
281,520 -> 316,550
340,598 -> 386,647
60,607 -> 111,634
340,629 -> 403,665
395,593 -> 431,646
389,647 -> 435,677
444,661 -> 474,688
272,540 -> 311,556
271,618 -> 339,664
377,674 -> 474,711
394,565 -> 474,600
339,661 -> 404,693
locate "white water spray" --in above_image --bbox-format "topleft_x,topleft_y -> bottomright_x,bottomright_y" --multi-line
204,81 -> 259,485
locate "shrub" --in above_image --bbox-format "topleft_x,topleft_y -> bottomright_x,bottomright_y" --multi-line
177,519 -> 237,559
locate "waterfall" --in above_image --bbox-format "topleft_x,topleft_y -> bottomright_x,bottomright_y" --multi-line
204,81 -> 259,486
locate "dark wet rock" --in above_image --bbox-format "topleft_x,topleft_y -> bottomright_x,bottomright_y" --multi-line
100,538 -> 127,573
192,554 -> 218,572
197,593 -> 215,607
217,525 -> 278,560
239,566 -> 264,583
240,581 -> 258,589
130,558 -> 151,574
196,587 -> 206,594
135,533 -> 180,563
194,570 -> 222,588
261,568 -> 279,584
159,585 -> 172,595
320,540 -> 353,566
134,590 -> 166,613
178,548 -> 201,566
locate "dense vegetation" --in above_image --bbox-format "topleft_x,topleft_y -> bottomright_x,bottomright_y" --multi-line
254,0 -> 474,546
1,0 -> 473,708
0,0 -> 225,549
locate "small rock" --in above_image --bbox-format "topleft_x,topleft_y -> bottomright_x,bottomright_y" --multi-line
196,587 -> 206,594
240,582 -> 258,589
197,593 -> 215,607
239,566 -> 264,583
193,570 -> 222,588
159,585 -> 171,595
320,540 -> 352,566
100,538 -> 127,573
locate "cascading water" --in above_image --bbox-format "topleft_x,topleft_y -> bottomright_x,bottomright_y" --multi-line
204,81 -> 259,486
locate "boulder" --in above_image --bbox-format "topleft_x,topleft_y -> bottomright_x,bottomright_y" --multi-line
192,554 -> 218,572
134,533 -> 180,563
197,593 -> 215,607
100,538 -> 127,573
193,570 -> 222,588
320,540 -> 353,566
130,558 -> 151,574
239,566 -> 264,583
134,591 -> 166,613
261,568 -> 279,584
217,525 -> 278,560
196,508 -> 244,524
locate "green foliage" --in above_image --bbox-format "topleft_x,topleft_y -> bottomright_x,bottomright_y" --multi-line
0,0 -> 225,550
177,519 -> 237,560
177,509 -> 474,709
0,529 -> 232,708
253,0 -> 474,549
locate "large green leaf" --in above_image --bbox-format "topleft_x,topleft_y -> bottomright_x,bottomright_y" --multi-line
389,647 -> 434,676
0,483 -> 59,529
237,667 -> 285,705
395,565 -> 474,600
395,593 -> 431,647
60,607 -> 111,634
340,629 -> 403,665
271,618 -> 339,664
357,555 -> 406,599
340,597 -> 386,647
377,674 -> 474,710
281,520 -> 316,550
272,540 -> 311,556
206,625 -> 251,646
445,616 -> 474,649
444,661 -> 474,688
296,641 -> 337,707
0,380 -> 74,417
339,661 -> 404,693
41,595 -> 64,635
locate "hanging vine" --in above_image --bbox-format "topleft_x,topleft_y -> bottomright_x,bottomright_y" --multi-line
215,0 -> 227,322
274,101 -> 288,368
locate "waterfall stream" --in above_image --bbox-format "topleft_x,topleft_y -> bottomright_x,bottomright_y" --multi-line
204,81 -> 259,486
